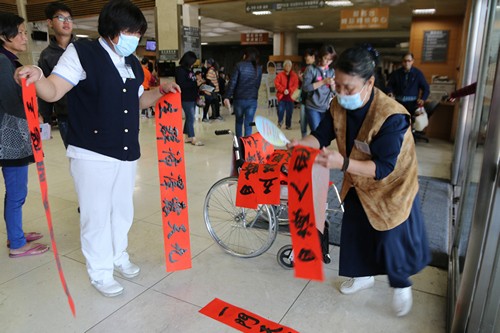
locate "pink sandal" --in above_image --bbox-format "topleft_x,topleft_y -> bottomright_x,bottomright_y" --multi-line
6,232 -> 44,248
9,243 -> 49,258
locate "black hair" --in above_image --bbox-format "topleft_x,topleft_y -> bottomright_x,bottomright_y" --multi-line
317,44 -> 337,66
44,2 -> 73,19
98,0 -> 147,39
179,51 -> 197,68
0,12 -> 25,46
360,43 -> 380,65
206,58 -> 215,66
402,52 -> 414,60
304,48 -> 317,58
334,47 -> 376,81
243,47 -> 260,70
141,57 -> 149,65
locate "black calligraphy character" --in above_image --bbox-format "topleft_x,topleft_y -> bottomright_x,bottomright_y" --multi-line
157,125 -> 180,144
25,96 -> 35,116
161,173 -> 184,191
293,208 -> 310,238
168,243 -> 187,263
260,325 -> 284,332
243,163 -> 259,180
293,148 -> 310,172
297,248 -> 316,262
290,182 -> 309,201
262,164 -> 276,173
240,185 -> 255,195
30,128 -> 42,153
259,177 -> 278,194
167,221 -> 187,239
159,148 -> 182,167
235,312 -> 260,329
36,162 -> 46,183
162,197 -> 186,217
218,306 -> 229,317
158,101 -> 176,119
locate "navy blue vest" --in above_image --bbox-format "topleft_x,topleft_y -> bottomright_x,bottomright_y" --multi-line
67,39 -> 144,161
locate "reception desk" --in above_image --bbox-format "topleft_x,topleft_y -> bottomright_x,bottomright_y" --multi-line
424,101 -> 456,141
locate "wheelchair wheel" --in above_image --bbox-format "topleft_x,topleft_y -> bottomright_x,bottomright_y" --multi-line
204,176 -> 278,258
277,245 -> 294,269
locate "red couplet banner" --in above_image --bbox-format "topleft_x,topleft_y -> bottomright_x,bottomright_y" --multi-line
155,93 -> 192,271
200,298 -> 299,333
21,79 -> 76,316
287,146 -> 329,281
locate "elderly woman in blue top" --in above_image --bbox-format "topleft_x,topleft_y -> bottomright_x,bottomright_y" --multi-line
386,52 -> 430,116
224,47 -> 263,138
289,47 -> 430,317
16,0 -> 180,298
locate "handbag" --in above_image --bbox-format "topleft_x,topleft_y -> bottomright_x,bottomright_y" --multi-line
413,106 -> 428,131
291,88 -> 302,102
196,95 -> 206,107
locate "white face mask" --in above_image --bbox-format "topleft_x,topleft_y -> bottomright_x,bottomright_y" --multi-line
336,83 -> 368,110
112,33 -> 140,57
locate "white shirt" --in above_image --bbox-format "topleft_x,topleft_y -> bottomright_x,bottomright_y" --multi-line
52,37 -> 144,161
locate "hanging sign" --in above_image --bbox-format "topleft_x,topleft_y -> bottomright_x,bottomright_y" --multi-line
22,78 -> 76,316
340,7 -> 389,30
155,92 -> 192,271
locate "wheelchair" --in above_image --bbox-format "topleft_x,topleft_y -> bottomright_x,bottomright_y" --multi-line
203,129 -> 344,269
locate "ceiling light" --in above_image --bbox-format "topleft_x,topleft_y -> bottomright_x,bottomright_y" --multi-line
201,42 -> 208,45
412,8 -> 436,15
297,25 -> 314,29
325,1 -> 353,7
76,34 -> 89,38
252,10 -> 271,15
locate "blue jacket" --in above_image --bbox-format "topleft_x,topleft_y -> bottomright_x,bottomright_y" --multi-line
224,61 -> 262,100
386,67 -> 430,102
66,40 -> 143,161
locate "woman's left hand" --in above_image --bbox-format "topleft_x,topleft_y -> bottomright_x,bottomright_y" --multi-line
315,147 -> 343,169
161,82 -> 181,94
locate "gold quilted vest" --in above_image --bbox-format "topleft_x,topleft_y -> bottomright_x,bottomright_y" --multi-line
331,88 -> 419,231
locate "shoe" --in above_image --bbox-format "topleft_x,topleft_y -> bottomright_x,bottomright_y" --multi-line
191,140 -> 204,146
9,242 -> 49,258
6,231 -> 43,248
286,126 -> 291,130
339,276 -> 375,295
202,118 -> 210,123
114,261 -> 140,278
277,122 -> 282,128
91,279 -> 123,297
393,286 -> 413,317
216,116 -> 223,120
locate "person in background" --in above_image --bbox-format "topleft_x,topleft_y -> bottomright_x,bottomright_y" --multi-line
38,1 -> 75,148
1,13 -> 49,258
205,58 -> 221,120
386,52 -> 430,117
289,47 -> 430,317
302,44 -> 336,132
298,48 -> 316,137
15,0 -> 180,297
175,51 -> 203,146
274,59 -> 299,129
140,57 -> 153,118
224,47 -> 263,138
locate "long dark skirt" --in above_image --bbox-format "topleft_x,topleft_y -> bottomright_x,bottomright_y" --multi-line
339,188 -> 431,288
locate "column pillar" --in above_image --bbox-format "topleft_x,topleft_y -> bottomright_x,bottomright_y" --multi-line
272,32 -> 298,56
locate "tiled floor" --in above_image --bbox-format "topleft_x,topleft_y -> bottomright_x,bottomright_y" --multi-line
0,106 -> 452,333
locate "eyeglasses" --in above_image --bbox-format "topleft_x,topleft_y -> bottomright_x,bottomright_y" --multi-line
53,15 -> 73,23
403,59 -> 413,63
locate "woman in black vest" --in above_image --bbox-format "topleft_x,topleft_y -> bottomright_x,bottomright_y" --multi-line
15,0 -> 180,298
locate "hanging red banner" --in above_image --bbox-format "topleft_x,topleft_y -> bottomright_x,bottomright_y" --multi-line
200,298 -> 299,333
21,78 -> 76,316
155,92 -> 192,271
287,146 -> 329,281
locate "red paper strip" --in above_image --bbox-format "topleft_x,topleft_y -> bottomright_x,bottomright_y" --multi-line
240,132 -> 274,163
155,93 -> 191,271
200,298 -> 299,333
287,146 -> 327,281
21,79 -> 76,316
236,162 -> 260,209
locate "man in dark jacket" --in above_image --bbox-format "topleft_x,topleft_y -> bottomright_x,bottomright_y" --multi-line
38,1 -> 74,147
386,53 -> 430,117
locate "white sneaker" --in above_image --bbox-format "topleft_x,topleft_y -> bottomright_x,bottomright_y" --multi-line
339,276 -> 375,295
114,261 -> 140,278
91,279 -> 123,297
393,286 -> 413,317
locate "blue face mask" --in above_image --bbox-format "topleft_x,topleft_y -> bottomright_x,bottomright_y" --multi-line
112,33 -> 140,57
336,83 -> 368,110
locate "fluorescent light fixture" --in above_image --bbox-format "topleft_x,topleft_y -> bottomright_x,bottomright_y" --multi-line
252,10 -> 271,15
76,34 -> 89,38
325,1 -> 353,7
412,8 -> 436,15
297,25 -> 314,29
201,42 -> 208,45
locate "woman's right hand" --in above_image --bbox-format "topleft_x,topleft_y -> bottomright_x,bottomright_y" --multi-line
223,98 -> 231,108
286,138 -> 301,150
14,65 -> 44,86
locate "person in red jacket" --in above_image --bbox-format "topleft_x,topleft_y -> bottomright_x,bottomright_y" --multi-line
274,60 -> 299,129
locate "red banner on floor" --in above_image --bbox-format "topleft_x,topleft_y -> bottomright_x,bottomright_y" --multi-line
155,93 -> 191,271
21,79 -> 76,316
200,298 -> 299,333
287,146 -> 329,281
